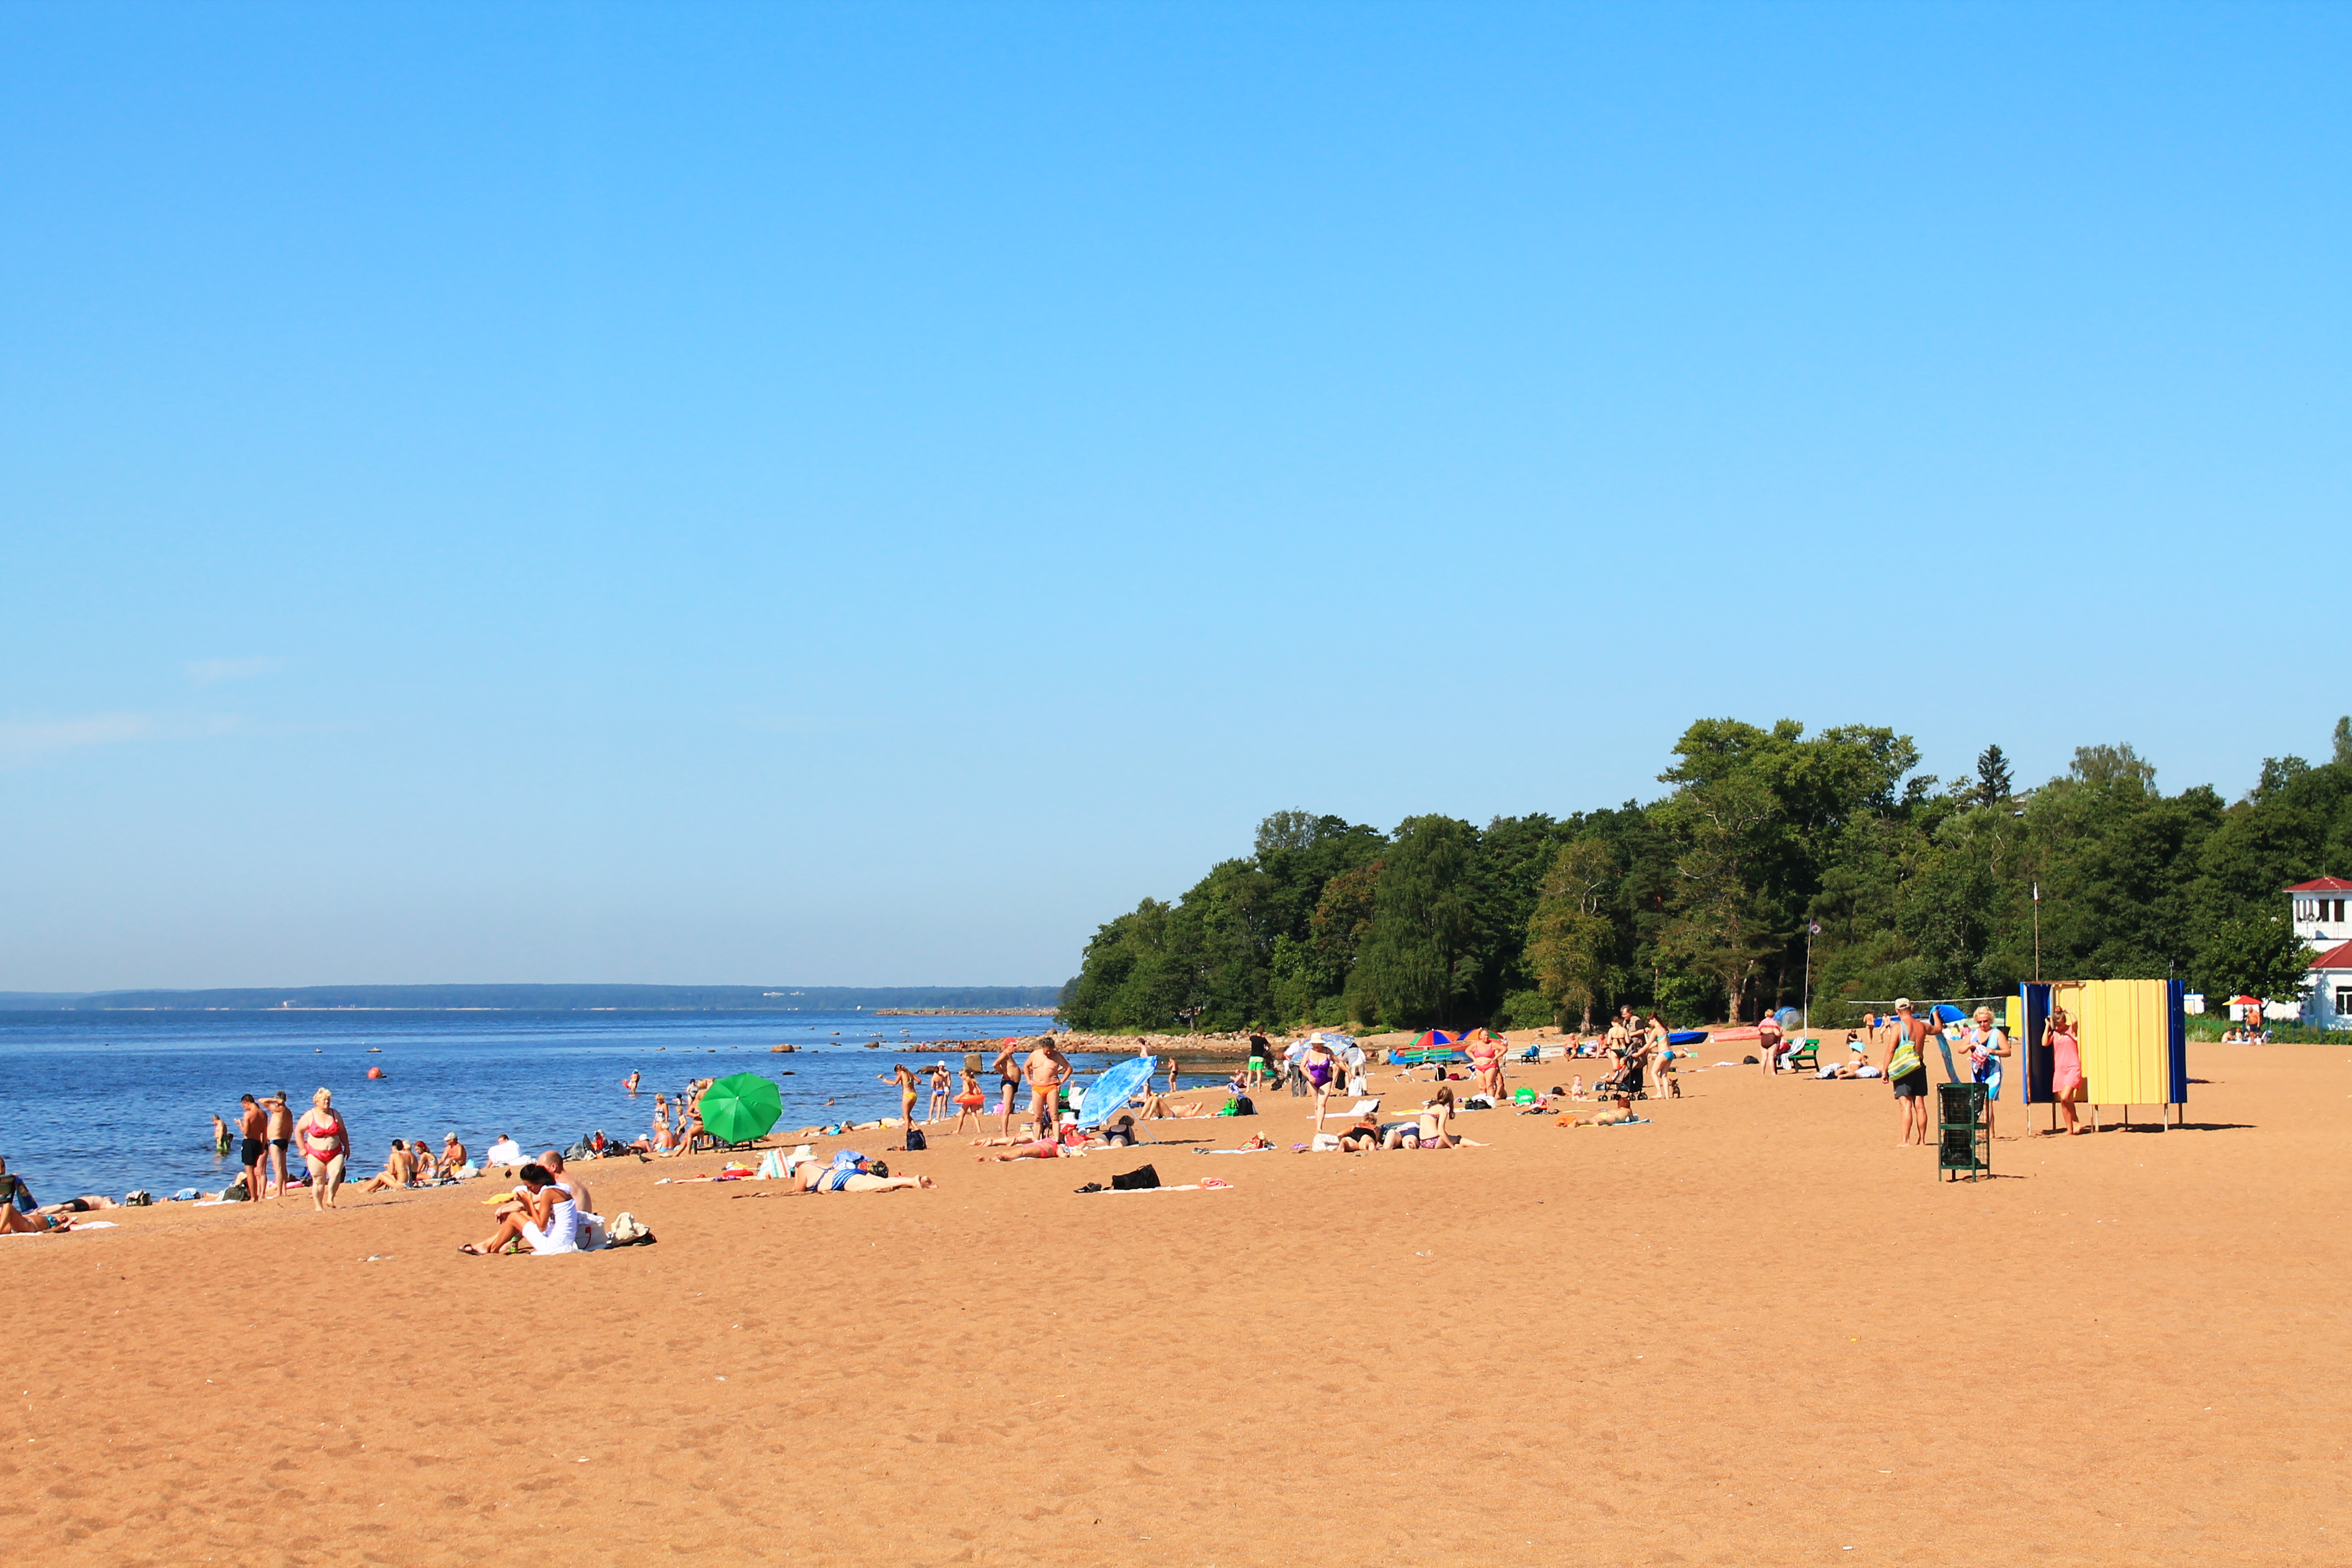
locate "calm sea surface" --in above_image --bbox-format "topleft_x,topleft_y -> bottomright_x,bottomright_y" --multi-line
0,1010 -> 1127,1201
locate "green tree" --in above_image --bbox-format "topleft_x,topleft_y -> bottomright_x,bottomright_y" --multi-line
1975,743 -> 2014,808
1526,839 -> 1615,1028
1352,815 -> 1480,1028
2196,911 -> 2312,1008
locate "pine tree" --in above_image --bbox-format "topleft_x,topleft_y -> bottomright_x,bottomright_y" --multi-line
1975,743 -> 2014,808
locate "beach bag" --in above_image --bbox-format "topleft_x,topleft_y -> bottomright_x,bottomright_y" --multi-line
903,1128 -> 927,1152
605,1212 -> 655,1246
1889,1038 -> 1923,1080
868,1159 -> 889,1178
1230,1096 -> 1255,1117
222,1174 -> 250,1202
1109,1163 -> 1160,1191
124,1190 -> 154,1207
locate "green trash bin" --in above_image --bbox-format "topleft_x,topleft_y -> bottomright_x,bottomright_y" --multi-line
1937,1082 -> 1990,1182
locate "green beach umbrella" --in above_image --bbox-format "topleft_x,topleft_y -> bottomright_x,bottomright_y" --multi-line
698,1072 -> 783,1145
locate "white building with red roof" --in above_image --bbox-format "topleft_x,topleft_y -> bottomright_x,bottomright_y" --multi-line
2291,879 -> 2352,1028
2289,877 -> 2352,949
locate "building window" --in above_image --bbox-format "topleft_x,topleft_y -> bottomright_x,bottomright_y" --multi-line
2337,987 -> 2352,1016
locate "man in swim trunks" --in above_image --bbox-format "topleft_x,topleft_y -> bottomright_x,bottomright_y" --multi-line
1022,1037 -> 1070,1141
264,1091 -> 294,1199
991,1039 -> 1024,1137
236,1095 -> 268,1207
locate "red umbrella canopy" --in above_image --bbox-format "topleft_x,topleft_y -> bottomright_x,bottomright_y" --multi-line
2229,995 -> 2263,1005
1411,1030 -> 1455,1050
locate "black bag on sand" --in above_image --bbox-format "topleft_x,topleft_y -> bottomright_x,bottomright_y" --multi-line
1110,1163 -> 1160,1191
1231,1096 -> 1255,1117
903,1128 -> 927,1152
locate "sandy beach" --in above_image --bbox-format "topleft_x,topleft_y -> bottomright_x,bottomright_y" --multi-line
4,1036 -> 2345,1567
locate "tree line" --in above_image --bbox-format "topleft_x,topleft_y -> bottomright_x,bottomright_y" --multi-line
1059,716 -> 2352,1034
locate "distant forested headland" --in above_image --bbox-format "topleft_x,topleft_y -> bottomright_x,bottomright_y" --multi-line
0,984 -> 1063,1013
1058,717 -> 2352,1035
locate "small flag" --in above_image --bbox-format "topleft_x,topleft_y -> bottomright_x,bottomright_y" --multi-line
1808,921 -> 1821,936
2032,883 -> 2040,902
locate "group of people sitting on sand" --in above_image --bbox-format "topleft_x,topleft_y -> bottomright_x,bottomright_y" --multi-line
356,1132 -> 472,1194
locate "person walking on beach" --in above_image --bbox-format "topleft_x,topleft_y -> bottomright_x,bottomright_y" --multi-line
881,1063 -> 919,1131
236,1095 -> 268,1205
925,1063 -> 951,1124
1964,1006 -> 2012,1139
1880,999 -> 1937,1146
1757,1009 -> 1783,1075
951,1066 -> 987,1135
1023,1036 -> 1071,1141
297,1088 -> 351,1210
1302,1037 -> 1340,1131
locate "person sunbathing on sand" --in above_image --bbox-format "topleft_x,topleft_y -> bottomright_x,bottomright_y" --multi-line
0,1204 -> 74,1233
1335,1113 -> 1384,1152
1564,1095 -> 1643,1126
37,1194 -> 121,1215
801,1153 -> 935,1192
979,1137 -> 1068,1162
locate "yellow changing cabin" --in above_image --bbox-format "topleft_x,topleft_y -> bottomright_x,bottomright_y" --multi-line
2016,979 -> 2188,1130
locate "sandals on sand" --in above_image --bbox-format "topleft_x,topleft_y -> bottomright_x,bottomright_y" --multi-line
457,1242 -> 492,1255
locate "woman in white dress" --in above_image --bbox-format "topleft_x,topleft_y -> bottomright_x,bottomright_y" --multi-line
459,1164 -> 579,1255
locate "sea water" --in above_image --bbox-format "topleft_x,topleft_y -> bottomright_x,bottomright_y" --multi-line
0,1009 -> 1125,1201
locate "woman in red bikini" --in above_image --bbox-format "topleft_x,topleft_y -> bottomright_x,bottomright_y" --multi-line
296,1087 -> 351,1210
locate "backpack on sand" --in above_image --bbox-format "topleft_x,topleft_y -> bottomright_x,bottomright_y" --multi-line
903,1128 -> 927,1152
1109,1163 -> 1160,1191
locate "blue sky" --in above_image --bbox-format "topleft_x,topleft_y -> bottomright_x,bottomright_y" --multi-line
4,3 -> 2347,990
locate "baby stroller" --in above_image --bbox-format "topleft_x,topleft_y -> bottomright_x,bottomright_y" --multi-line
1592,1049 -> 1646,1101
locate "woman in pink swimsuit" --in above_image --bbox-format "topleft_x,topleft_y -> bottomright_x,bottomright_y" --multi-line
297,1088 -> 351,1210
2046,1008 -> 2086,1136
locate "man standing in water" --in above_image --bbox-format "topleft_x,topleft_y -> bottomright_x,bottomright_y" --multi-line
236,1093 -> 267,1201
1023,1036 -> 1071,1141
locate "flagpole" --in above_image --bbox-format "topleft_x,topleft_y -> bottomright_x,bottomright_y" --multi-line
2032,882 -> 2041,982
1803,920 -> 1820,1031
